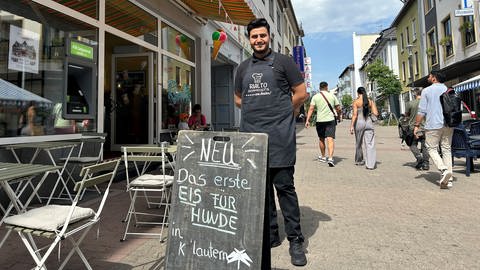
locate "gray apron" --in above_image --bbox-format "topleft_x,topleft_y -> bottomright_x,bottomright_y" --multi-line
240,54 -> 296,167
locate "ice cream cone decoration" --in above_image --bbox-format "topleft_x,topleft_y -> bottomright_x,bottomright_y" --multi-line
212,30 -> 227,60
175,34 -> 189,57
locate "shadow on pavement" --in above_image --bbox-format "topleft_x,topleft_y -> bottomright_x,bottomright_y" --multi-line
300,206 -> 331,250
274,206 -> 331,251
415,171 -> 441,186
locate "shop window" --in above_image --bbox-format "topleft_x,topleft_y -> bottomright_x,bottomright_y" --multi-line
53,0 -> 98,19
161,23 -> 195,62
162,55 -> 194,129
106,0 -> 157,46
0,1 -> 98,138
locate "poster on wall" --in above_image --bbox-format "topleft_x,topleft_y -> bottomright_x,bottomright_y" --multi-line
8,25 -> 40,74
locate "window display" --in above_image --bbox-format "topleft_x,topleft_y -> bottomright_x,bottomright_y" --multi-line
0,1 -> 98,137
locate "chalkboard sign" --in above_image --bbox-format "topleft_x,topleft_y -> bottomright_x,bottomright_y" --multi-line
165,130 -> 268,270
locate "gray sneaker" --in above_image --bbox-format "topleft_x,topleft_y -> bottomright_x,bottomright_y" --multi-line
318,156 -> 327,163
327,158 -> 335,167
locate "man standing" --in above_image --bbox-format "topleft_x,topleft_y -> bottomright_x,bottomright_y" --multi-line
405,88 -> 429,171
414,71 -> 453,189
234,18 -> 308,267
305,81 -> 341,167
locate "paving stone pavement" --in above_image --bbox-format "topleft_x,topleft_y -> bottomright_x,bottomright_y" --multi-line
1,120 -> 480,269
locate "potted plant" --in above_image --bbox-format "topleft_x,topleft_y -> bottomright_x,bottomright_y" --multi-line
426,47 -> 436,56
459,21 -> 473,33
439,36 -> 452,47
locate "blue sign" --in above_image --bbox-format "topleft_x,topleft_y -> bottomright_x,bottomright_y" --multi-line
293,46 -> 305,72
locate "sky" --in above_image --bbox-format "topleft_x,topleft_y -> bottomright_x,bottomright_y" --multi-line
291,0 -> 405,91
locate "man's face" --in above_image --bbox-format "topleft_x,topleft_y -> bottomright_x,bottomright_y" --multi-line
249,27 -> 270,54
427,74 -> 435,83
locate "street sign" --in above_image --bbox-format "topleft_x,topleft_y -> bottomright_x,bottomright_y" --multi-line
455,8 -> 474,17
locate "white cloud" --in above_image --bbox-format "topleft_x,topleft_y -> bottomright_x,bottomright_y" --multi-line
291,0 -> 404,34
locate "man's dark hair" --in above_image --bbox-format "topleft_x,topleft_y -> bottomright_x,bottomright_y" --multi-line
247,18 -> 270,36
319,81 -> 328,90
430,70 -> 446,83
413,88 -> 422,96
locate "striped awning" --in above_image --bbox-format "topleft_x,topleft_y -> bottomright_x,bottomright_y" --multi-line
178,0 -> 257,26
0,79 -> 52,103
453,74 -> 480,93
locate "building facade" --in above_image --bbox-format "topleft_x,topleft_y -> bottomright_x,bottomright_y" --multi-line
0,0 -> 305,152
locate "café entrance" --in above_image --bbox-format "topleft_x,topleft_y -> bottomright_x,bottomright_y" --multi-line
105,33 -> 157,151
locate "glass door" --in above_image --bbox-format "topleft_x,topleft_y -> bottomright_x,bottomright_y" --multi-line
111,53 -> 154,150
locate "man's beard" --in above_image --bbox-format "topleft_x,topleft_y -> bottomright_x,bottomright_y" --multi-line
252,43 -> 269,55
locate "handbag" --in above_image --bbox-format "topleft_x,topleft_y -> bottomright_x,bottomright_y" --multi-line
319,91 -> 339,124
369,113 -> 377,123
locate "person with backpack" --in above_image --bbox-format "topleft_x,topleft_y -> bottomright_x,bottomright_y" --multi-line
413,71 -> 453,189
405,88 -> 429,171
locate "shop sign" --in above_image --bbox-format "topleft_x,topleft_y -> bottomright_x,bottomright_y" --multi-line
293,46 -> 305,72
70,41 -> 94,60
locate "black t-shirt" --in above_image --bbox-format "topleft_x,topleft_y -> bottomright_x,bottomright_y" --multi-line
235,51 -> 304,167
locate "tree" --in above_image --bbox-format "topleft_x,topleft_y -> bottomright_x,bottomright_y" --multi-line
341,94 -> 353,108
365,59 -> 402,96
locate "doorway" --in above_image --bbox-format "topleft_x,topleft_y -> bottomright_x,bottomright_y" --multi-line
105,33 -> 155,151
211,63 -> 234,130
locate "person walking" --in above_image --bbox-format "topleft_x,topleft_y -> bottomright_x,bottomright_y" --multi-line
305,81 -> 341,167
234,18 -> 309,267
413,71 -> 453,189
349,87 -> 378,169
405,88 -> 430,171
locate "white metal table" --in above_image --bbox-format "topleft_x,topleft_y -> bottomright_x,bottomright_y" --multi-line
4,141 -> 79,204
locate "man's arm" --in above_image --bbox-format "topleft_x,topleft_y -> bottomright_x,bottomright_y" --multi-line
305,104 -> 315,128
335,105 -> 342,121
413,114 -> 425,138
291,82 -> 308,116
234,91 -> 242,108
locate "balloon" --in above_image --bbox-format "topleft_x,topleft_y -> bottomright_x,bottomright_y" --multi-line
219,31 -> 227,42
180,34 -> 187,43
212,31 -> 220,41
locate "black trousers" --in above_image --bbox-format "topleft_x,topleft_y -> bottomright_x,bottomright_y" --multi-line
268,166 -> 304,242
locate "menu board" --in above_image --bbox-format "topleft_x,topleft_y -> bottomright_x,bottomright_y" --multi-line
165,130 -> 268,270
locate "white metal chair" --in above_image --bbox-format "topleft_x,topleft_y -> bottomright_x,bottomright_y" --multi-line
121,146 -> 174,242
59,133 -> 106,199
2,159 -> 120,270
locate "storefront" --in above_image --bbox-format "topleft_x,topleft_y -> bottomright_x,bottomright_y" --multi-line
0,0 -> 203,151
454,74 -> 480,117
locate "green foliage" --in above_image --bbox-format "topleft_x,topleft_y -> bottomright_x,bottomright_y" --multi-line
439,36 -> 452,46
341,94 -> 353,108
426,47 -> 436,56
459,21 -> 473,32
365,59 -> 402,96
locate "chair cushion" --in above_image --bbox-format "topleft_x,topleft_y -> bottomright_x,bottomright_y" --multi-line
130,174 -> 174,187
4,205 -> 95,232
